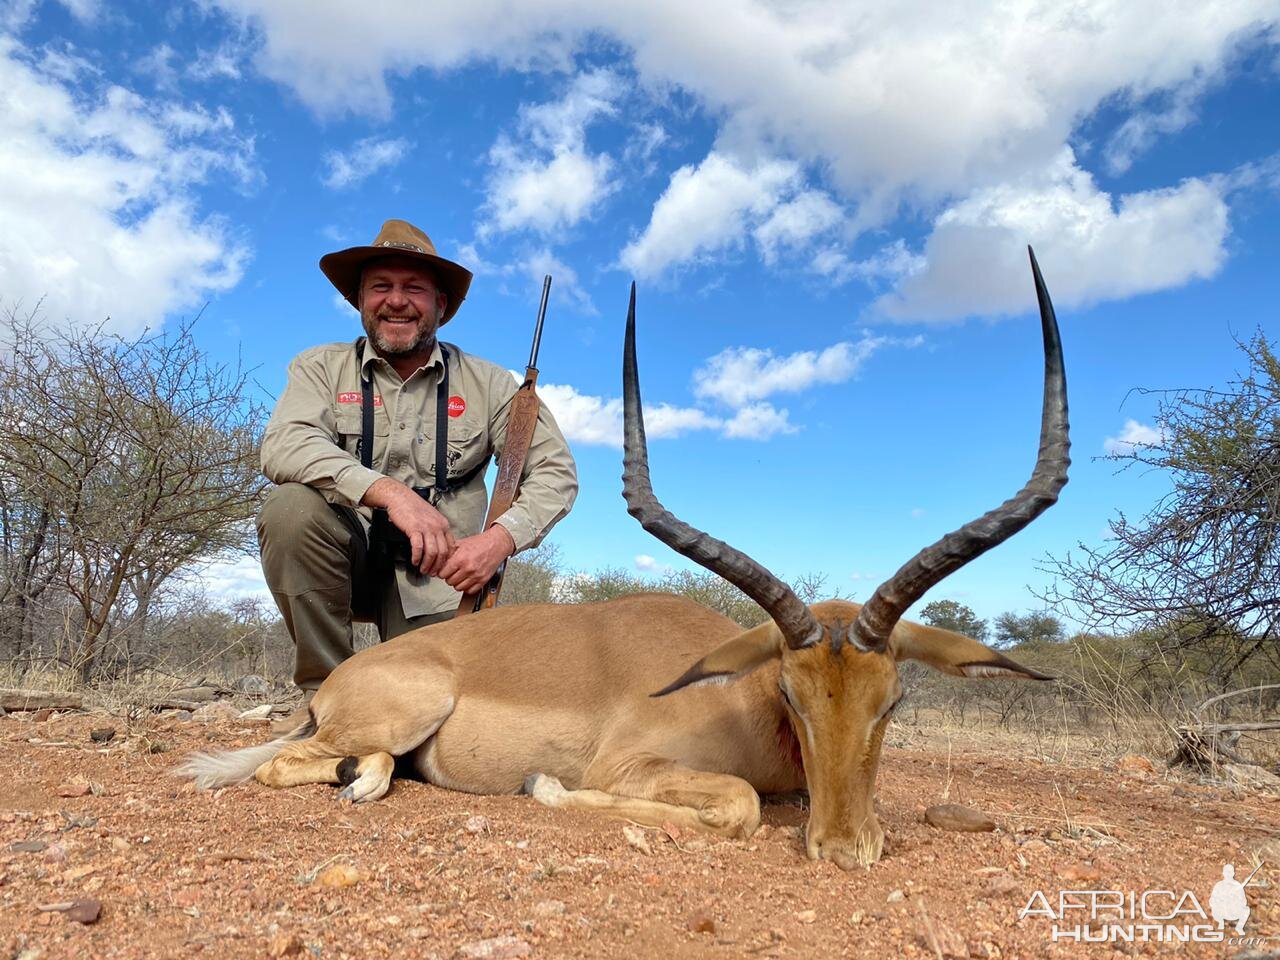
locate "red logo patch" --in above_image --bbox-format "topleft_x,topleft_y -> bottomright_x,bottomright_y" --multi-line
336,392 -> 382,407
448,395 -> 466,418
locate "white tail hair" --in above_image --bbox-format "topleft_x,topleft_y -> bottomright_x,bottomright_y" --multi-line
176,717 -> 314,790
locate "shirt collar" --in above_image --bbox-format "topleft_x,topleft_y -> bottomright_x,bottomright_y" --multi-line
358,337 -> 445,380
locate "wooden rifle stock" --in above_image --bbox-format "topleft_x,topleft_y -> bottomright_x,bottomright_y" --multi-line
457,276 -> 551,616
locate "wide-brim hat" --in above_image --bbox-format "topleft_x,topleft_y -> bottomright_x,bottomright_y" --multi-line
320,219 -> 474,324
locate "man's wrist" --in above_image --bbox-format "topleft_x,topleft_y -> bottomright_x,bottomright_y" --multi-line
486,523 -> 516,558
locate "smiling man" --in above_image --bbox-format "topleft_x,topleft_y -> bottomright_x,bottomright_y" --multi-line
258,220 -> 577,721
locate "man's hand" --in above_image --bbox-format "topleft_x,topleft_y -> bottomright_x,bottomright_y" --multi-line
439,524 -> 515,594
362,477 -> 456,576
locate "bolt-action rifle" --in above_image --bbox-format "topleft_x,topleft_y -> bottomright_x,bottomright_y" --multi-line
456,275 -> 552,616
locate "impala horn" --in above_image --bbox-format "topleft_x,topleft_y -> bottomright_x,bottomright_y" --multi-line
853,246 -> 1071,651
621,283 -> 823,650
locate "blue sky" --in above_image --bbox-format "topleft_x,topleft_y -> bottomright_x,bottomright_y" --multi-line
3,0 -> 1278,625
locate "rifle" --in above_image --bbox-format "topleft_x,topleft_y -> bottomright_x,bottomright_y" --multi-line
456,275 -> 552,616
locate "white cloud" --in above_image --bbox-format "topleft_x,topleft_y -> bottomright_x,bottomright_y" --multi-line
810,239 -> 924,287
195,552 -> 270,602
1,0 -> 96,30
537,384 -> 623,446
513,248 -> 596,316
875,152 -> 1231,321
0,38 -> 252,334
722,403 -> 795,440
537,383 -> 723,447
210,0 -> 1275,198
634,554 -> 671,573
483,69 -> 620,236
753,191 -> 844,265
208,0 -> 1277,310
619,152 -> 800,278
321,135 -> 411,189
1104,419 -> 1165,455
1104,77 -> 1211,175
694,333 -> 914,407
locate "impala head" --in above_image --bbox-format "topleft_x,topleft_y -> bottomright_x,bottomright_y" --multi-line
622,248 -> 1068,870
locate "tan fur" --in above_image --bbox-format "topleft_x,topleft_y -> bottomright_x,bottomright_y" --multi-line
190,593 -> 1044,870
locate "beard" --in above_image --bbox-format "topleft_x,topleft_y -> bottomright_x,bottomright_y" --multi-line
361,304 -> 441,357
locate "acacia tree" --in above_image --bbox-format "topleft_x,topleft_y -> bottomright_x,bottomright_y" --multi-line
0,307 -> 267,682
1044,332 -> 1280,688
919,599 -> 987,641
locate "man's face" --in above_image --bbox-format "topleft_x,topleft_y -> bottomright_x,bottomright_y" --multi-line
358,259 -> 447,357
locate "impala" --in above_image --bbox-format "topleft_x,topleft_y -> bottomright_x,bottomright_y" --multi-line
182,248 -> 1067,869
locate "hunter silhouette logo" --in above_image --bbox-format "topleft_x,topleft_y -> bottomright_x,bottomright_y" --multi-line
1019,860 -> 1267,944
1210,863 -> 1259,935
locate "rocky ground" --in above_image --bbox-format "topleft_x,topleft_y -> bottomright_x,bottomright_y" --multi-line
0,701 -> 1277,959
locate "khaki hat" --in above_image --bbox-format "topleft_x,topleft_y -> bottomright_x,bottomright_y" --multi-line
320,219 -> 474,323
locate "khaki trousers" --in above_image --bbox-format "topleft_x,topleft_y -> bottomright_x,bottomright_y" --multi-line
257,482 -> 453,691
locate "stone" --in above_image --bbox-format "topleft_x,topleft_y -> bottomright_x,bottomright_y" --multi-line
887,889 -> 906,903
237,705 -> 273,720
1117,754 -> 1156,775
235,675 -> 271,696
65,899 -> 101,924
191,701 -> 240,723
795,909 -> 817,924
315,864 -> 361,888
89,727 -> 116,744
531,900 -> 565,917
924,804 -> 997,833
456,936 -> 532,959
622,824 -> 652,855
267,933 -> 304,957
687,912 -> 716,934
1056,862 -> 1102,882
11,840 -> 48,853
463,815 -> 490,834
56,780 -> 92,798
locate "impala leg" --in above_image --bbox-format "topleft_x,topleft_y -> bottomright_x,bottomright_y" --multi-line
254,676 -> 456,803
526,757 -> 761,839
256,743 -> 396,802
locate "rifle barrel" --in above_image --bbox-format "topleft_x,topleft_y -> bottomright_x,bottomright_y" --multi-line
528,275 -> 552,369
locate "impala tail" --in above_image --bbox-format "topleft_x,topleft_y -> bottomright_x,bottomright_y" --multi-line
176,716 -> 316,790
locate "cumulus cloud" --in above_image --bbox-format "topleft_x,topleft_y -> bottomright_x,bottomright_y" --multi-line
207,0 -> 1277,310
0,38 -> 252,334
513,248 -> 596,315
875,152 -> 1231,321
634,554 -> 671,573
619,152 -> 805,278
722,403 -> 795,440
535,383 -> 725,447
483,69 -> 620,236
1104,419 -> 1165,455
694,333 -> 919,407
320,135 -> 411,189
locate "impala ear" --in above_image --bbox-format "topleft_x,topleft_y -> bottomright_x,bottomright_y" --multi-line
651,621 -> 783,697
891,620 -> 1053,681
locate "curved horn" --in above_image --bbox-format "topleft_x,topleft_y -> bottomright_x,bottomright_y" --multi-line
622,284 -> 822,650
854,247 -> 1071,651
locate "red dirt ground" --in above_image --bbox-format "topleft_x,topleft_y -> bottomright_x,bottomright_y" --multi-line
1,707 -> 1276,959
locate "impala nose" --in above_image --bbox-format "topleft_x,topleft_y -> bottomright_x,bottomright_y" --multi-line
807,819 -> 885,869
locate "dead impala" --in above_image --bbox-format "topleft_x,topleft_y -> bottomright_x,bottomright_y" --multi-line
181,247 -> 1067,869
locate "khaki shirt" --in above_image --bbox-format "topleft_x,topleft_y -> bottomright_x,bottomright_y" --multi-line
261,338 -> 577,617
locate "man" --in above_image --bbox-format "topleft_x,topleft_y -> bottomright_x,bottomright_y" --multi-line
258,219 -> 577,722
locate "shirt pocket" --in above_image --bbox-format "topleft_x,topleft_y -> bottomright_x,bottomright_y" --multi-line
442,413 -> 488,484
335,405 -> 389,461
